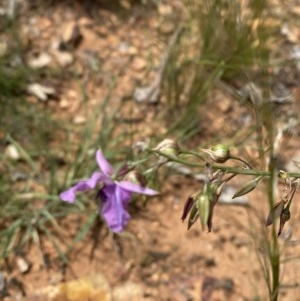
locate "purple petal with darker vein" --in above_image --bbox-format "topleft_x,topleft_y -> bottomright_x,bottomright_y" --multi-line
101,185 -> 132,233
96,149 -> 113,177
59,172 -> 103,203
117,181 -> 159,196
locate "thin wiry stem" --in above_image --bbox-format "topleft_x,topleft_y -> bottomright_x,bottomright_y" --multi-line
147,149 -> 300,178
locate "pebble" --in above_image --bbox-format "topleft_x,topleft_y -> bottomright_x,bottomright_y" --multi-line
112,282 -> 143,301
131,57 -> 147,71
219,97 -> 232,113
27,83 -> 56,101
158,3 -> 173,16
16,257 -> 31,274
73,115 -> 86,125
52,50 -> 74,67
59,99 -> 70,109
33,274 -> 112,301
5,144 -> 20,160
28,52 -> 52,69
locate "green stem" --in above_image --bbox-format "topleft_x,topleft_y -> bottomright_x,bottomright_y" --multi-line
229,155 -> 253,169
266,101 -> 279,301
254,108 -> 265,164
147,149 -> 300,178
180,149 -> 206,161
270,246 -> 279,301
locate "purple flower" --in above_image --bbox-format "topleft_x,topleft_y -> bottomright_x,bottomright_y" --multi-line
60,149 -> 158,232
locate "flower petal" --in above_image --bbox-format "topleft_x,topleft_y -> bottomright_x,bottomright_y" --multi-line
59,172 -> 103,203
117,181 -> 159,196
96,149 -> 113,177
101,185 -> 132,233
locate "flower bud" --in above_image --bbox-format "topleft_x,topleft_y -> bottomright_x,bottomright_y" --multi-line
202,144 -> 230,163
153,139 -> 179,158
207,182 -> 224,232
266,201 -> 284,227
187,201 -> 199,230
181,195 -> 195,222
181,192 -> 199,230
278,170 -> 288,181
278,206 -> 291,236
196,186 -> 210,230
232,176 -> 262,199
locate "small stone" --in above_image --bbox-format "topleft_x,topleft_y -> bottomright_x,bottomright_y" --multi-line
73,115 -> 86,125
28,52 -> 52,69
112,282 -> 143,301
134,85 -> 160,104
131,57 -> 147,71
158,3 -> 173,16
134,86 -> 152,102
52,50 -> 74,67
219,97 -> 232,113
59,99 -> 70,109
5,144 -> 20,160
33,274 -> 112,301
118,41 -> 130,54
27,83 -> 55,101
16,257 -> 31,274
128,46 -> 138,55
67,89 -> 77,99
281,23 -> 299,43
159,20 -> 175,34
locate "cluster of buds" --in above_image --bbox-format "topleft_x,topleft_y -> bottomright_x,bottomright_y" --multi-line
152,139 -> 180,159
148,140 -> 299,236
181,170 -> 232,232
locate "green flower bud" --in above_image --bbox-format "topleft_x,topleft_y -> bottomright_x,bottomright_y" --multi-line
232,176 -> 262,199
202,144 -> 230,163
196,186 -> 210,230
153,139 -> 179,158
